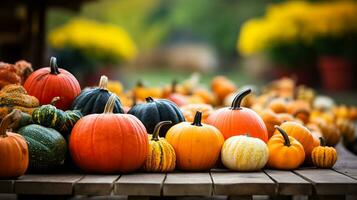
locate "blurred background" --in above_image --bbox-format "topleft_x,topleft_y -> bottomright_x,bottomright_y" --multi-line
1,0 -> 357,100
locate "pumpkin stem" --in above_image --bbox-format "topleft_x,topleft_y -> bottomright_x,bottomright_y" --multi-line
50,97 -> 61,106
275,125 -> 291,147
0,109 -> 22,137
319,137 -> 326,147
50,57 -> 60,75
104,94 -> 117,114
171,80 -> 178,93
231,88 -> 251,110
99,75 -> 108,90
191,111 -> 203,126
146,97 -> 154,103
152,121 -> 172,141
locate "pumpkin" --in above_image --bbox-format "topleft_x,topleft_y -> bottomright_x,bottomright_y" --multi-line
143,121 -> 176,172
24,57 -> 81,110
259,109 -> 282,139
180,103 -> 214,122
70,94 -> 148,173
0,110 -> 29,177
107,80 -> 124,96
166,111 -> 224,171
310,109 -> 335,124
162,80 -> 186,98
296,85 -> 315,104
71,75 -> 124,116
211,76 -> 236,103
264,77 -> 295,98
221,135 -> 268,171
311,137 -> 337,168
206,88 -> 268,142
18,124 -> 67,172
128,97 -> 185,137
133,80 -> 163,100
267,98 -> 289,114
306,123 -> 323,138
312,118 -> 341,146
193,87 -> 216,105
287,100 -> 311,124
275,122 -> 317,159
336,118 -> 355,144
267,126 -> 305,170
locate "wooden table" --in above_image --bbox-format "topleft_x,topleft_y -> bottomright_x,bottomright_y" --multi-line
0,144 -> 356,200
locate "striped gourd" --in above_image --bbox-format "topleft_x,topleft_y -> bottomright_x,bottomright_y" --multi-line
143,121 -> 176,172
221,135 -> 268,171
311,137 -> 337,168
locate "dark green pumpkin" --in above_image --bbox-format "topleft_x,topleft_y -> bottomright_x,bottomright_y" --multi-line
128,97 -> 185,137
71,75 -> 124,115
18,124 -> 67,172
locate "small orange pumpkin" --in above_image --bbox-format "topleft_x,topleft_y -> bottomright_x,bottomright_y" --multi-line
259,109 -> 282,139
311,137 -> 337,168
267,98 -> 289,114
312,118 -> 341,146
180,103 -> 214,122
211,76 -> 236,103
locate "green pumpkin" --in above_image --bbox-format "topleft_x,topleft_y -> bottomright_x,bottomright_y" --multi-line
18,124 -> 67,172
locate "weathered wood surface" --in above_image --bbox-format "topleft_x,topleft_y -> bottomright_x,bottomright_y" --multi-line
0,179 -> 15,193
74,175 -> 119,195
163,172 -> 212,196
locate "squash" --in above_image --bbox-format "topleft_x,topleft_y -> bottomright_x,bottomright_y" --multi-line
144,121 -> 176,172
128,97 -> 185,137
336,118 -> 355,144
221,135 -> 268,171
0,110 -> 29,177
259,109 -> 282,139
267,98 -> 289,114
287,100 -> 311,124
193,87 -> 216,105
275,122 -> 317,159
24,57 -> 81,110
311,137 -> 337,168
296,85 -> 315,104
277,113 -> 296,123
166,111 -> 224,171
180,103 -> 214,122
106,80 -> 124,96
312,118 -> 341,146
211,76 -> 236,104
267,126 -> 305,170
70,94 -> 148,173
18,124 -> 67,172
133,80 -> 163,100
206,88 -> 268,142
71,75 -> 124,116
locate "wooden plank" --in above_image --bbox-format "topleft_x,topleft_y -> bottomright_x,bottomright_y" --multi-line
0,179 -> 15,193
163,172 -> 212,196
74,175 -> 119,195
14,174 -> 83,195
294,169 -> 357,195
264,170 -> 312,195
211,171 -> 276,195
114,173 -> 166,196
335,168 -> 357,180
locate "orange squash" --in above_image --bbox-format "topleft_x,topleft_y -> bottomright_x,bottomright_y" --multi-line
287,100 -> 311,124
211,76 -> 236,103
206,89 -> 268,142
311,137 -> 337,168
259,109 -> 282,139
180,103 -> 214,122
166,111 -> 224,171
267,98 -> 289,114
0,110 -> 29,177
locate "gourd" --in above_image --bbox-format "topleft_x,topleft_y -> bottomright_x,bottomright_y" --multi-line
211,76 -> 236,103
0,110 -> 29,177
267,98 -> 289,114
70,94 -> 148,173
221,135 -> 268,171
312,118 -> 341,146
24,57 -> 81,110
267,126 -> 305,170
166,111 -> 224,171
128,97 -> 185,137
180,103 -> 214,122
206,88 -> 268,142
143,121 -> 176,172
311,137 -> 337,168
71,75 -> 124,116
0,60 -> 33,88
18,124 -> 67,172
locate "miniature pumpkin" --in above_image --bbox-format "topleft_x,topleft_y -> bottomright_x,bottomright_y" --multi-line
267,126 -> 305,170
24,57 -> 81,110
70,94 -> 148,173
206,88 -> 268,142
296,85 -> 315,104
144,121 -> 176,172
180,103 -> 214,122
277,113 -> 295,123
211,76 -> 236,103
267,98 -> 289,114
275,122 -> 317,158
312,118 -> 341,146
287,100 -> 311,124
71,75 -> 124,116
193,87 -> 216,105
0,110 -> 29,177
221,135 -> 268,171
336,118 -> 355,144
133,80 -> 163,100
128,97 -> 185,137
106,80 -> 124,96
166,111 -> 224,171
311,137 -> 337,168
259,109 -> 282,138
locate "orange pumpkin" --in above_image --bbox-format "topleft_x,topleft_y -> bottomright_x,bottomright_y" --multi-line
166,111 -> 224,171
267,126 -> 305,170
259,109 -> 282,139
311,137 -> 337,168
287,100 -> 311,124
211,76 -> 236,103
207,88 -> 268,142
193,87 -> 216,105
70,94 -> 148,173
267,98 -> 289,114
180,103 -> 214,122
312,118 -> 341,146
0,110 -> 29,177
275,122 -> 317,159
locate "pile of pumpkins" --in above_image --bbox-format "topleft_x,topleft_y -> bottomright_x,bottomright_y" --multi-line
1,57 -> 356,178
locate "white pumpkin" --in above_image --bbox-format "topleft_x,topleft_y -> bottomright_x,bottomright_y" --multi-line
221,135 -> 268,171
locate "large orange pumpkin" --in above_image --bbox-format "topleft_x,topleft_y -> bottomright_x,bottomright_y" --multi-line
206,89 -> 268,142
70,94 -> 148,173
24,57 -> 81,110
0,110 -> 29,177
166,111 -> 224,171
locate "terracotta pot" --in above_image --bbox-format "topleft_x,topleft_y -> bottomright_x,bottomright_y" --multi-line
318,56 -> 353,91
